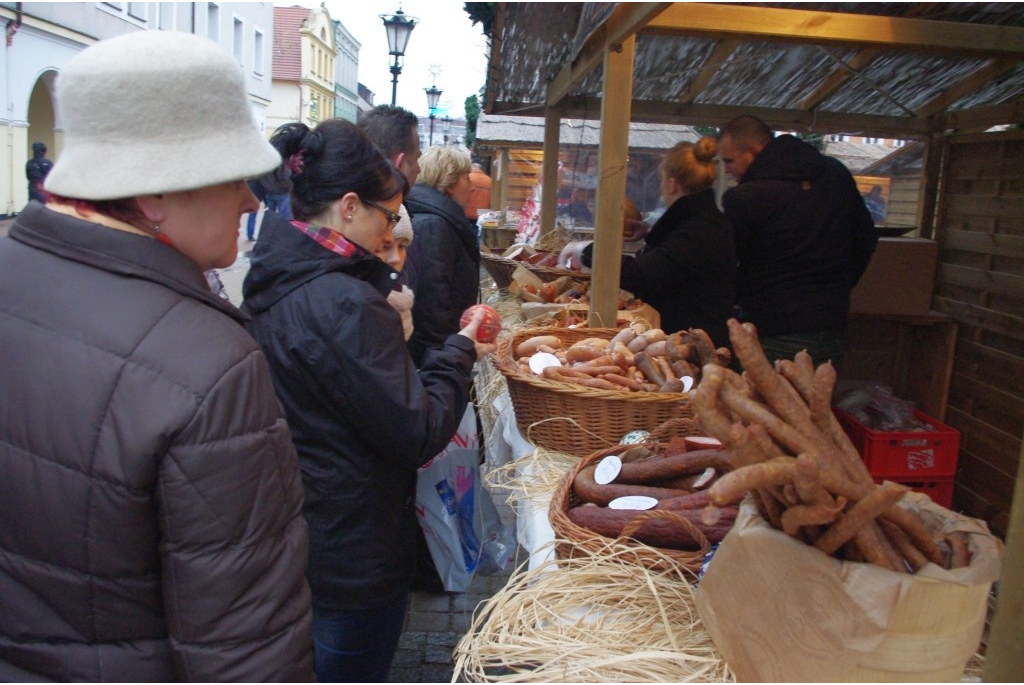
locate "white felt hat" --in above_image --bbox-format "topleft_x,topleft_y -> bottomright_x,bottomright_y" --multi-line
46,31 -> 281,200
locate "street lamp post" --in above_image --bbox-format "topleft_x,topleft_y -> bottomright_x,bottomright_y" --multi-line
425,85 -> 442,145
380,8 -> 417,107
442,116 -> 452,146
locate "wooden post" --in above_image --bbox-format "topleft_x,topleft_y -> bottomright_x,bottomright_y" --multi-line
539,107 -> 561,241
917,133 -> 945,239
982,436 -> 1024,681
497,147 -> 511,226
588,35 -> 634,328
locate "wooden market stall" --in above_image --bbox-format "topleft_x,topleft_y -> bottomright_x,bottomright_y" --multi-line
481,2 -> 1024,678
474,113 -> 700,249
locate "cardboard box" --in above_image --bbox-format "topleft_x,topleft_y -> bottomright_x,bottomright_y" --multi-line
850,237 -> 938,316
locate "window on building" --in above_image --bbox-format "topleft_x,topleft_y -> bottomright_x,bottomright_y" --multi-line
127,2 -> 146,20
253,29 -> 264,76
233,17 -> 243,64
158,2 -> 175,29
207,3 -> 219,42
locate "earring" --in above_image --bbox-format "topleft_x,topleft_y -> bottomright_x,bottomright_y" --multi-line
347,214 -> 353,220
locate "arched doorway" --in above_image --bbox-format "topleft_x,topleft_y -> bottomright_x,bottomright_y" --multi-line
27,71 -> 57,164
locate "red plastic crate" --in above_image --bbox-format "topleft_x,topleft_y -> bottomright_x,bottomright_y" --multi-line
836,408 -> 960,480
872,476 -> 954,509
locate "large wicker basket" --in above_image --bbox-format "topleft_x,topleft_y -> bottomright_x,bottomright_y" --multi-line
480,251 -> 591,291
480,251 -> 518,290
548,429 -> 712,574
496,327 -> 693,456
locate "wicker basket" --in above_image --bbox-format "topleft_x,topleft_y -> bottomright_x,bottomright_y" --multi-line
480,251 -> 591,291
548,432 -> 712,574
521,260 -> 592,284
480,251 -> 518,290
496,327 -> 693,456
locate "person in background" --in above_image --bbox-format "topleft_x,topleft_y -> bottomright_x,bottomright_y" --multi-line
404,145 -> 480,368
244,176 -> 266,241
718,114 -> 878,368
241,118 -> 495,683
862,184 -> 888,225
378,209 -> 416,340
464,159 -> 493,221
358,104 -> 422,187
577,138 -> 736,349
0,31 -> 313,681
25,141 -> 53,204
258,156 -> 294,220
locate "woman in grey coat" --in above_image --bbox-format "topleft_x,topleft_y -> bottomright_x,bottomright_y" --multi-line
0,32 -> 313,681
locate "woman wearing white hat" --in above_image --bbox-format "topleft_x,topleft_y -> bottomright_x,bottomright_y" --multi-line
0,32 -> 313,681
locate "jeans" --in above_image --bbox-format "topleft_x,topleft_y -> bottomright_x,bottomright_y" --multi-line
245,209 -> 259,240
312,592 -> 410,683
264,193 -> 292,220
757,328 -> 845,371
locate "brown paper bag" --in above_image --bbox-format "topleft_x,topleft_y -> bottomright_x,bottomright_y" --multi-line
695,493 -> 1001,682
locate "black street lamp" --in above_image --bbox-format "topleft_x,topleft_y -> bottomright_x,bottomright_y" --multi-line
425,84 -> 442,145
381,7 -> 417,107
442,116 -> 452,145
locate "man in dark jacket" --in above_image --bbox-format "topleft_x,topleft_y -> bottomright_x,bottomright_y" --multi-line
25,141 -> 53,203
718,115 -> 878,368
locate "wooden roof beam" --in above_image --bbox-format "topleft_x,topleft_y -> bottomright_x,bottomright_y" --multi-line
797,48 -> 883,111
678,39 -> 739,104
915,58 -> 1022,118
940,99 -> 1024,132
557,96 -> 938,138
546,2 -> 671,108
644,3 -> 1024,60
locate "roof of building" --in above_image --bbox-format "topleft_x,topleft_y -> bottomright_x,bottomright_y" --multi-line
823,140 -> 898,173
475,113 -> 699,151
273,6 -> 310,81
485,3 -> 1024,138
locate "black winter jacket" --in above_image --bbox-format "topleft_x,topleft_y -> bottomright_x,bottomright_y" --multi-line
404,183 -> 481,366
241,212 -> 476,611
722,134 -> 878,338
0,203 -> 313,682
616,189 -> 735,349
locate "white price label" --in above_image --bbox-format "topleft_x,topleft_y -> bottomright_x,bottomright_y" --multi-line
608,495 -> 658,510
594,455 -> 622,485
528,352 -> 562,375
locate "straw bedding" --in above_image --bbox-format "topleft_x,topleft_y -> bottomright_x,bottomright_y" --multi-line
452,545 -> 734,683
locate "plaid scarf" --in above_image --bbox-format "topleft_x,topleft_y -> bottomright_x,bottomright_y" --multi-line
291,220 -> 362,258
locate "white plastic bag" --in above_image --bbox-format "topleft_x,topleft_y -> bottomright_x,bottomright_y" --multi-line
415,404 -> 515,592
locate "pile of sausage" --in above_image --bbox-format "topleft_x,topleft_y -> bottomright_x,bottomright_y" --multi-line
566,442 -> 737,551
513,324 -> 731,393
693,318 -> 971,572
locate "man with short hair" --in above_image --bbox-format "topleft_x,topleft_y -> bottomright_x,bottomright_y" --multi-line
358,104 -> 421,186
718,114 -> 878,369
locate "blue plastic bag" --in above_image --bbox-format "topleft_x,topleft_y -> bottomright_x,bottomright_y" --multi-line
415,405 -> 515,591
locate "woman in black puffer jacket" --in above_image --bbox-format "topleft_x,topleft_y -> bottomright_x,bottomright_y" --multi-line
242,121 -> 495,683
404,146 -> 481,367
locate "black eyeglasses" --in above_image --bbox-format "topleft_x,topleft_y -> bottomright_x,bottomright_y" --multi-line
361,198 -> 402,228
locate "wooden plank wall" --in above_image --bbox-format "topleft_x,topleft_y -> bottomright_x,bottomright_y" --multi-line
503,149 -> 543,213
933,129 -> 1024,538
887,175 -> 921,231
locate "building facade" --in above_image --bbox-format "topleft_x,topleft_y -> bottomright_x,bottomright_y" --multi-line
268,4 -> 335,135
333,19 -> 359,123
0,2 -> 273,217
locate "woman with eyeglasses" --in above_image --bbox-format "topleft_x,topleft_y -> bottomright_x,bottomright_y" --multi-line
241,119 -> 497,683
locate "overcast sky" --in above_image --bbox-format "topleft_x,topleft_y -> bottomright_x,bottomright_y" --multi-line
290,1 -> 491,119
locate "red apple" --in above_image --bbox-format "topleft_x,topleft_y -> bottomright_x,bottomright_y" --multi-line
460,304 -> 502,343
